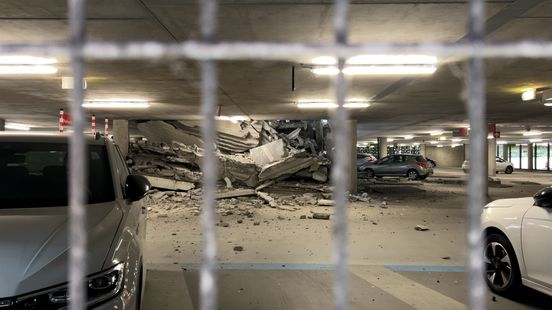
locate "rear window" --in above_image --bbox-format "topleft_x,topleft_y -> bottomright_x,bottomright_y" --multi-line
0,142 -> 115,208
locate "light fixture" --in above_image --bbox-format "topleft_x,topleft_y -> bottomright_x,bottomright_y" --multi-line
0,65 -> 57,75
312,56 -> 337,65
296,100 -> 370,109
451,144 -> 460,148
530,138 -> 543,143
521,89 -> 536,101
5,122 -> 31,131
430,141 -> 438,144
545,103 -> 552,107
216,115 -> 249,123
523,131 -> 542,136
437,145 -> 444,148
342,65 -> 437,75
387,138 -> 394,142
310,67 -> 340,75
0,56 -> 57,65
412,143 -> 420,146
439,136 -> 446,141
430,131 -> 443,136
497,141 -> 508,145
487,134 -> 495,139
347,55 -> 438,65
404,135 -> 413,140
83,100 -> 150,109
452,138 -> 463,142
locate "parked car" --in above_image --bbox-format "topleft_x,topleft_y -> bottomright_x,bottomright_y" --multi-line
356,152 -> 377,171
481,187 -> 552,297
426,157 -> 437,168
462,156 -> 514,174
0,133 -> 150,309
359,154 -> 433,180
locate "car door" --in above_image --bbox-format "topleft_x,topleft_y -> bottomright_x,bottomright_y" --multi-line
389,155 -> 408,175
521,205 -> 552,287
374,156 -> 393,175
495,157 -> 506,171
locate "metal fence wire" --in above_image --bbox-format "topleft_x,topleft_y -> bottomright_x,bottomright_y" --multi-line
3,0 -> 546,309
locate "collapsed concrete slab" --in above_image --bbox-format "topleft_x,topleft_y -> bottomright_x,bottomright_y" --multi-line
258,151 -> 317,182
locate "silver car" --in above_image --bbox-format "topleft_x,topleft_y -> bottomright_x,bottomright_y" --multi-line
360,154 -> 433,180
0,133 -> 150,309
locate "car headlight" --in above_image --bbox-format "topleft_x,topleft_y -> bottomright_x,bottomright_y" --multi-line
12,263 -> 124,309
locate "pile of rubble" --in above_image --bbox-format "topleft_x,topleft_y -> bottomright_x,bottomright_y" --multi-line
127,119 -> 332,208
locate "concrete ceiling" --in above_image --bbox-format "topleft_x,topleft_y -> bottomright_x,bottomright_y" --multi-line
0,0 -> 552,142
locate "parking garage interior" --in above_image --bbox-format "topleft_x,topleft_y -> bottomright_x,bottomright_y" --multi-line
1,0 -> 552,309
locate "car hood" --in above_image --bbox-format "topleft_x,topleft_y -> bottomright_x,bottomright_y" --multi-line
485,197 -> 534,209
0,203 -> 123,297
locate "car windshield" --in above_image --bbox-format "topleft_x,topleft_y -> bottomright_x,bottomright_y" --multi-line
0,142 -> 115,208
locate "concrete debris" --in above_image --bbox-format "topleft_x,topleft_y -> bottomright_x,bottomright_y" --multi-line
216,189 -> 257,200
317,199 -> 335,206
312,213 -> 331,220
224,177 -> 233,189
249,139 -> 288,167
415,225 -> 430,231
233,246 -> 244,252
145,176 -> 195,191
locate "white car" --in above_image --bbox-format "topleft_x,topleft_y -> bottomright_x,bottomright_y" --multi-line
462,156 -> 514,174
481,187 -> 552,296
0,133 -> 150,309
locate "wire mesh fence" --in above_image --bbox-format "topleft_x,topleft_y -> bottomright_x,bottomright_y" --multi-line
5,0 -> 549,309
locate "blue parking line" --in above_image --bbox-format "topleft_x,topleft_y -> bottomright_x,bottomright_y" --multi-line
181,263 -> 335,270
385,265 -> 466,273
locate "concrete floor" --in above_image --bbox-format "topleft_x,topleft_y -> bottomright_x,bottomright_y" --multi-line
142,168 -> 552,309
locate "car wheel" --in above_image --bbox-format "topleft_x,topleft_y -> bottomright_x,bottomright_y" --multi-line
484,233 -> 521,295
366,169 -> 375,179
407,169 -> 419,180
505,166 -> 513,174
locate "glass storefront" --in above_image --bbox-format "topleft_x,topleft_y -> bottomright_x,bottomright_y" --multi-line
499,143 -> 550,171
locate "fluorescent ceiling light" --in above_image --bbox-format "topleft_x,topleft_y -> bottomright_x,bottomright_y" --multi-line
387,138 -> 394,142
439,136 -> 446,141
451,144 -> 460,148
497,141 -> 508,145
5,122 -> 31,131
0,56 -> 57,65
430,141 -> 438,144
523,131 -> 542,136
347,55 -> 437,65
83,100 -> 150,109
296,100 -> 370,109
521,89 -> 536,101
544,102 -> 552,107
437,145 -> 444,148
452,138 -> 462,142
311,65 -> 437,76
342,65 -> 436,75
312,56 -> 337,65
412,143 -> 420,146
404,135 -> 413,140
430,131 -> 443,136
530,138 -> 543,143
0,65 -> 57,75
311,67 -> 340,75
217,115 -> 249,123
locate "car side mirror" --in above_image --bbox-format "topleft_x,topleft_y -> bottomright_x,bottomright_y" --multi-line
533,187 -> 552,208
125,175 -> 151,201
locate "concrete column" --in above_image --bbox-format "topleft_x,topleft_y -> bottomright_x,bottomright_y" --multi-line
113,120 -> 129,157
347,120 -> 358,193
347,120 -> 358,194
377,137 -> 388,159
0,119 -> 4,131
464,143 -> 470,160
528,143 -> 534,170
419,143 -> 426,156
488,138 -> 496,176
502,144 -> 508,161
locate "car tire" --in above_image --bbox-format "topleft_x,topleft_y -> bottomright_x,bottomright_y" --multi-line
407,169 -> 419,180
505,166 -> 513,174
365,169 -> 375,179
484,233 -> 521,295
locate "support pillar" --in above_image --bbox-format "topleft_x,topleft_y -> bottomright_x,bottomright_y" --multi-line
347,120 -> 357,194
113,120 -> 129,157
464,143 -> 470,160
502,144 -> 508,161
488,138 -> 496,176
419,143 -> 426,156
377,137 -> 388,159
528,143 -> 534,170
0,119 -> 4,131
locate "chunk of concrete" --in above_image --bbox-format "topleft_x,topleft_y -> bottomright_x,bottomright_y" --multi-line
216,189 -> 256,200
249,139 -> 288,167
258,151 -> 316,182
145,176 -> 195,191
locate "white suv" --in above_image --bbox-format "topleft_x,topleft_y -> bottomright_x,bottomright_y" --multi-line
0,133 -> 150,309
